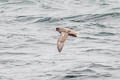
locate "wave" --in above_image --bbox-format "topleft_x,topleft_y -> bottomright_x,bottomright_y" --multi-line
13,12 -> 120,24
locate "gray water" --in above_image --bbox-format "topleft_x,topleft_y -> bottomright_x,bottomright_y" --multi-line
0,0 -> 120,80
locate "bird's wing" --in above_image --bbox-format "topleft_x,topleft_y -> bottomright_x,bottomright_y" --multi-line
57,32 -> 68,52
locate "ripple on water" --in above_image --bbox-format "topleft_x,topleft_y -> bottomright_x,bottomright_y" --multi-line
0,0 -> 120,80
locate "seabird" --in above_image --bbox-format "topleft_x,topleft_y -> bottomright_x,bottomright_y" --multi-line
56,27 -> 78,52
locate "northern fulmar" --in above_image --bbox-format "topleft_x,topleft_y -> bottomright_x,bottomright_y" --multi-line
56,27 -> 78,52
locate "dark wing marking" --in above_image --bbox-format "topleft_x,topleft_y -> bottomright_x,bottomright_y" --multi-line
57,32 -> 68,52
69,34 -> 77,37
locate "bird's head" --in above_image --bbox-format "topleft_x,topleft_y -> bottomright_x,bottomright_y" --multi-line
56,27 -> 64,33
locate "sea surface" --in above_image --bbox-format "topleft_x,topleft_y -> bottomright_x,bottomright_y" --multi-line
0,0 -> 120,80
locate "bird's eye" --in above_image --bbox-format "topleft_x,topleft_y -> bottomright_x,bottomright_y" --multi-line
56,28 -> 59,31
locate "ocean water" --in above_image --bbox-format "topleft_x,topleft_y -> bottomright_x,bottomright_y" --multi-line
0,0 -> 120,80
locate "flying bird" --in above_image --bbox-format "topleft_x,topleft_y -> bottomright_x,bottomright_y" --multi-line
56,27 -> 78,52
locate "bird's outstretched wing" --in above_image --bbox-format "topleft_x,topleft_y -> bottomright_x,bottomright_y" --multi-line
57,32 -> 68,52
